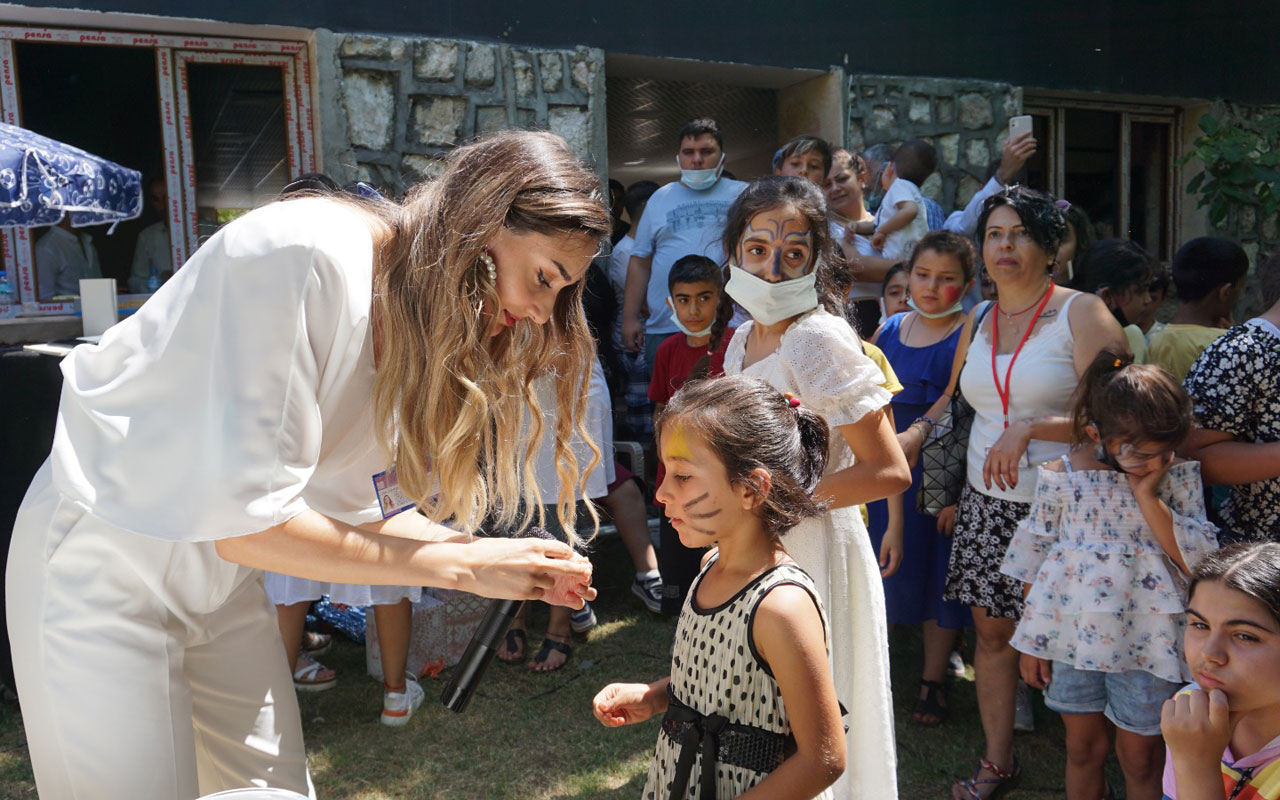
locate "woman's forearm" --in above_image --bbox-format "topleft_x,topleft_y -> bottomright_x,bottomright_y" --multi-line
1018,415 -> 1072,444
217,510 -> 471,587
816,460 -> 910,509
1188,439 -> 1280,485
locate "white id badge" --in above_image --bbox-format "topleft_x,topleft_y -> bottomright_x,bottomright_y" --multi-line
984,446 -> 1032,469
372,467 -> 416,519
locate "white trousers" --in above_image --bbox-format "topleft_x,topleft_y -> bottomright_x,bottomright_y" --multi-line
7,462 -> 313,799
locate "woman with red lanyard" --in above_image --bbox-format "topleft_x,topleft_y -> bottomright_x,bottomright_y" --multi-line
901,186 -> 1127,799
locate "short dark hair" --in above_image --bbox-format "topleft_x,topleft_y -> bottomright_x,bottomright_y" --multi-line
977,185 -> 1067,264
881,262 -> 906,296
657,375 -> 830,539
1189,543 -> 1280,630
1260,251 -> 1280,309
774,135 -> 833,178
1171,236 -> 1249,302
677,118 -> 723,150
892,140 -> 938,186
908,230 -> 978,283
1080,239 -> 1156,296
623,180 -> 659,222
668,254 -> 722,292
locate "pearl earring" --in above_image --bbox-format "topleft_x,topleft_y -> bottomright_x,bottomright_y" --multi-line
479,251 -> 496,282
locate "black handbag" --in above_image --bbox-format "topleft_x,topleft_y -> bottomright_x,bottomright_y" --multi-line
916,303 -> 991,516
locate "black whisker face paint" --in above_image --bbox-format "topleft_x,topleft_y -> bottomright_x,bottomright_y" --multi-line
683,492 -> 710,509
687,509 -> 721,519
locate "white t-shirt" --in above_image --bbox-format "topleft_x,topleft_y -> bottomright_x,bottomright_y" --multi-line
128,220 -> 171,293
530,359 -> 615,503
608,234 -> 635,349
630,177 -> 746,335
51,197 -> 389,541
34,224 -> 101,299
874,177 -> 929,261
828,217 -> 881,301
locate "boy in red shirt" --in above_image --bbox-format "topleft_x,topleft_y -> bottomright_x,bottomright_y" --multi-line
648,254 -> 734,613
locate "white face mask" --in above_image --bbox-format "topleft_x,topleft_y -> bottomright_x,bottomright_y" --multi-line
907,295 -> 965,319
724,265 -> 819,326
665,296 -> 715,338
677,153 -> 725,191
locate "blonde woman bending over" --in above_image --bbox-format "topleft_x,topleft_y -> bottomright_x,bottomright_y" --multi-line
7,131 -> 607,800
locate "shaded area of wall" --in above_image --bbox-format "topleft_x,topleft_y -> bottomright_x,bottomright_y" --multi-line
849,74 -> 1020,213
315,31 -> 605,195
12,0 -> 1280,105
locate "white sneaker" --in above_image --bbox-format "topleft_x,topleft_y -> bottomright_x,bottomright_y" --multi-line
947,649 -> 967,678
569,600 -> 598,634
380,678 -> 425,727
1014,680 -> 1035,732
631,573 -> 664,614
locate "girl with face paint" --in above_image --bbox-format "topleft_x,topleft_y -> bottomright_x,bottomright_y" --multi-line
706,175 -> 911,800
1002,353 -> 1216,800
866,231 -> 978,727
594,376 -> 845,800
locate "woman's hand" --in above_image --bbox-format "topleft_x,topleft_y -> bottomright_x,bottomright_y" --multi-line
593,680 -> 667,727
897,423 -> 927,469
935,504 -> 957,536
1020,653 -> 1052,689
459,537 -> 596,608
983,420 -> 1032,491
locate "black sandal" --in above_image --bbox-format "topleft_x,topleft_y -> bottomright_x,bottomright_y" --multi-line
912,679 -> 949,726
528,635 -> 572,672
497,627 -> 526,663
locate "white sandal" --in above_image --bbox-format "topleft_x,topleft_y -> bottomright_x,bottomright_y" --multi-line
293,653 -> 337,692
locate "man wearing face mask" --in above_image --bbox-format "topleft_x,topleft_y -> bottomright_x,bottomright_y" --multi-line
621,118 -> 747,368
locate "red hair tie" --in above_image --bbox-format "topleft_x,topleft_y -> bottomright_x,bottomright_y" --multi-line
783,392 -> 801,408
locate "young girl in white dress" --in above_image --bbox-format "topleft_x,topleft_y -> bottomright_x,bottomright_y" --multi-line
704,175 -> 911,799
1002,354 -> 1218,800
594,375 -> 846,799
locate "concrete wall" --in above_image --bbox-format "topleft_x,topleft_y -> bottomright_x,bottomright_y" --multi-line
314,30 -> 606,196
847,74 -> 1021,214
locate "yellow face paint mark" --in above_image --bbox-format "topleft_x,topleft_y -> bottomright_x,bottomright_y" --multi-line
665,425 -> 693,460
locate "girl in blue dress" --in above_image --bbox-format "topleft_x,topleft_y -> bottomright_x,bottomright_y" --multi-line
868,230 -> 978,726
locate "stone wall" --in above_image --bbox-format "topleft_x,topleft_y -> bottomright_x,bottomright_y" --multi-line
315,31 -> 606,196
846,75 -> 1021,214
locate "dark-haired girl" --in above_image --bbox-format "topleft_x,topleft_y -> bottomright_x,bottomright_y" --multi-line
1161,543 -> 1280,799
905,186 -> 1128,799
705,175 -> 910,799
1002,354 -> 1217,800
1080,238 -> 1157,362
593,375 -> 845,799
868,231 -> 977,727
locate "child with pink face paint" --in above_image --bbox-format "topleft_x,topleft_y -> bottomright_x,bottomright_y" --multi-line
594,375 -> 846,799
867,231 -> 979,728
702,175 -> 911,800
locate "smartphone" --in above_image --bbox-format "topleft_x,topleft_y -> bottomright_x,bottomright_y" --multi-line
1009,114 -> 1033,140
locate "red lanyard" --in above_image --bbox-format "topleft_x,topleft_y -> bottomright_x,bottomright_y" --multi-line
990,285 -> 1054,428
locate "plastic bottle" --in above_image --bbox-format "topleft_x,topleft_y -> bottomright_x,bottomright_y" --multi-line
146,267 -> 161,293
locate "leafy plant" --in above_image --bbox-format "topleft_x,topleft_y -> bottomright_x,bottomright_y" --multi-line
1180,104 -> 1280,228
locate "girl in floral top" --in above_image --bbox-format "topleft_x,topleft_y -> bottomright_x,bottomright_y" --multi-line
1002,352 -> 1219,800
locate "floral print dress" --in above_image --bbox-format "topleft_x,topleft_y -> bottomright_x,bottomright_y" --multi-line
1000,459 -> 1219,683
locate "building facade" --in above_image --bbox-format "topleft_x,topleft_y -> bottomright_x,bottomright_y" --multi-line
0,1 -> 1276,317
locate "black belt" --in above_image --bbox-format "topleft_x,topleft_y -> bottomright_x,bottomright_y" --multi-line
660,686 -> 795,799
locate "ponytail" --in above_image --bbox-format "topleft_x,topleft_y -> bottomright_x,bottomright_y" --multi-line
792,403 -> 830,493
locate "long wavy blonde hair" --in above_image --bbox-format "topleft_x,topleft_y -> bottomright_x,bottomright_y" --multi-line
370,131 -> 610,538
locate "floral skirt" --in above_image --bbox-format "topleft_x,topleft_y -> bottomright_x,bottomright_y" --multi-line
942,483 -> 1031,620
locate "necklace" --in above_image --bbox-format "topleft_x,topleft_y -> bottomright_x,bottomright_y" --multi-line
998,279 -> 1054,318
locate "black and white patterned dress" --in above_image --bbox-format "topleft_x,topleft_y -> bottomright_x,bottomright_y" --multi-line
1184,319 -> 1280,543
643,557 -> 833,800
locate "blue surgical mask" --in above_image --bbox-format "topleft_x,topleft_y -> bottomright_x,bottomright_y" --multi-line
907,296 -> 965,319
678,153 -> 725,191
665,296 -> 715,338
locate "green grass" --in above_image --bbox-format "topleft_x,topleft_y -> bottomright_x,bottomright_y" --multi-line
0,535 -> 1130,798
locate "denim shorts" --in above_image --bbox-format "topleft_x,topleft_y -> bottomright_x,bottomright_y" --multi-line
1043,661 -> 1181,736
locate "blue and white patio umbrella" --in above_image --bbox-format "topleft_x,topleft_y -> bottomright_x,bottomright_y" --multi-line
0,122 -> 141,229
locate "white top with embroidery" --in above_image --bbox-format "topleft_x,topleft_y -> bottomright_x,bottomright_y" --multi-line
1001,459 -> 1218,683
